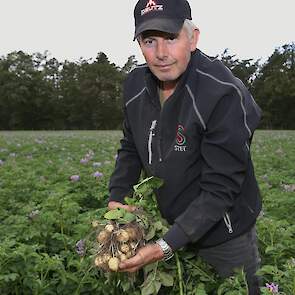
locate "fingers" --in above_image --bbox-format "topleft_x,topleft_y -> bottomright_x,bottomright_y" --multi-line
119,252 -> 145,272
108,201 -> 137,212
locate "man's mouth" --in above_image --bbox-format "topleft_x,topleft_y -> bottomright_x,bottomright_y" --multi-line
155,63 -> 174,70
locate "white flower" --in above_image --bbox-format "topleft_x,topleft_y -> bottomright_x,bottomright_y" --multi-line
93,162 -> 102,167
70,175 -> 80,182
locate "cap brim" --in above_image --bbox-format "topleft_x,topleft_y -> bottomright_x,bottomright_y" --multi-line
134,18 -> 184,40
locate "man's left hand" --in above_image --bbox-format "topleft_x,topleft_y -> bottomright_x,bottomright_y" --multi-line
119,243 -> 164,273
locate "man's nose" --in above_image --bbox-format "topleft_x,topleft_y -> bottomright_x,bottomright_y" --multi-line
156,40 -> 168,60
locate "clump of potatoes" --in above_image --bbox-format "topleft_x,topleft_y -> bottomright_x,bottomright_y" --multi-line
92,221 -> 144,272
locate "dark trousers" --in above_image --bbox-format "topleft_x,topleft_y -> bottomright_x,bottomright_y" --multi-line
198,226 -> 261,295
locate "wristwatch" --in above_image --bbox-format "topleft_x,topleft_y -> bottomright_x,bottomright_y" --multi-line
155,238 -> 174,261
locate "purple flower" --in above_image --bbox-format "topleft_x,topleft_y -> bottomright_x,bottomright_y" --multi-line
75,239 -> 86,256
93,171 -> 103,178
80,158 -> 89,164
265,282 -> 279,293
70,175 -> 80,182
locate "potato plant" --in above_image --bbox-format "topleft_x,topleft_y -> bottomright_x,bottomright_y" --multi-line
0,130 -> 294,295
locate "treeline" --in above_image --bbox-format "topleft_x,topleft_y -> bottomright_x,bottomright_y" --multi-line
0,43 -> 294,130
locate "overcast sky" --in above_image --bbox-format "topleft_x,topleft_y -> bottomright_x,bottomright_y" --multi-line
1,0 -> 294,67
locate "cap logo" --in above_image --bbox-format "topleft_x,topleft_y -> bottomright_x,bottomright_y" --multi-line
141,0 -> 163,16
146,0 -> 156,7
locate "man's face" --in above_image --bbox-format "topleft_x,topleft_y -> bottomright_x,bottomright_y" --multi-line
138,27 -> 197,83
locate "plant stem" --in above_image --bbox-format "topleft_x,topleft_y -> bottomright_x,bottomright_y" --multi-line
185,260 -> 216,283
59,199 -> 68,251
175,253 -> 184,295
242,269 -> 249,295
74,264 -> 94,295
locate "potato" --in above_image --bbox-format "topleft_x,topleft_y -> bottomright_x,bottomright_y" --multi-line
120,244 -> 130,253
102,253 -> 112,263
94,256 -> 105,267
97,230 -> 109,243
116,229 -> 129,242
126,251 -> 133,259
92,220 -> 100,228
125,227 -> 137,240
108,257 -> 120,272
119,253 -> 127,262
105,224 -> 115,233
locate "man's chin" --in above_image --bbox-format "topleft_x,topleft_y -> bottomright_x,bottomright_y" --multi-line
154,72 -> 179,83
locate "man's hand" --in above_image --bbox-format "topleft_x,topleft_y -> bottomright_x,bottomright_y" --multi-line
108,201 -> 137,213
119,243 -> 164,273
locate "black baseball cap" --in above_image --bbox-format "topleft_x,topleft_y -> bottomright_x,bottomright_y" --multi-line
134,0 -> 192,40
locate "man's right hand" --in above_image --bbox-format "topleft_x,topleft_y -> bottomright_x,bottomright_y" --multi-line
108,201 -> 137,213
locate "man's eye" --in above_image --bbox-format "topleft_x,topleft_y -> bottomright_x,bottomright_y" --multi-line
144,39 -> 154,45
166,35 -> 177,43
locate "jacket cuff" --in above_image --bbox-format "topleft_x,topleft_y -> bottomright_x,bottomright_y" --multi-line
109,188 -> 128,204
163,223 -> 190,251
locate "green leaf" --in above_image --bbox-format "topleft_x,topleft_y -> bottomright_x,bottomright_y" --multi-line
194,283 -> 208,295
118,211 -> 136,224
256,265 -> 279,276
104,208 -> 124,220
133,176 -> 164,199
141,280 -> 161,295
265,245 -> 276,254
145,226 -> 156,241
158,271 -> 174,287
124,197 -> 135,205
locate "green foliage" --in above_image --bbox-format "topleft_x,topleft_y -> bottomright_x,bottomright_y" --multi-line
1,43 -> 295,130
253,43 -> 295,129
0,51 -> 127,130
0,130 -> 294,294
104,208 -> 136,223
219,49 -> 259,91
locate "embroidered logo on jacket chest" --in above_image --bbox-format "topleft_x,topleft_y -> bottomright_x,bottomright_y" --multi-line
174,124 -> 187,152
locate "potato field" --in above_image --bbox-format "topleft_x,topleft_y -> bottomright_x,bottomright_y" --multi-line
0,130 -> 294,295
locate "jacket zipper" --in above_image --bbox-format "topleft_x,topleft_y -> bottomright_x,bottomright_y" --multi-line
157,105 -> 164,163
148,120 -> 157,165
223,212 -> 233,234
158,136 -> 163,162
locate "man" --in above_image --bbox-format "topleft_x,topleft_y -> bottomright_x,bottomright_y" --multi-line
108,0 -> 262,294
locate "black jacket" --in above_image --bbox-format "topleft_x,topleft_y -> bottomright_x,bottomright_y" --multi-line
109,49 -> 262,249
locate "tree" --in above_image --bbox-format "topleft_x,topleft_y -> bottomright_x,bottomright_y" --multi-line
0,51 -> 58,129
121,55 -> 138,74
220,49 -> 259,91
253,43 -> 295,129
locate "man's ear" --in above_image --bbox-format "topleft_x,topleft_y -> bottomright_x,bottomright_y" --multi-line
190,29 -> 200,52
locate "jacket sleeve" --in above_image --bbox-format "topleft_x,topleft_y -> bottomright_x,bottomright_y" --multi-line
164,87 -> 261,250
108,107 -> 143,203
